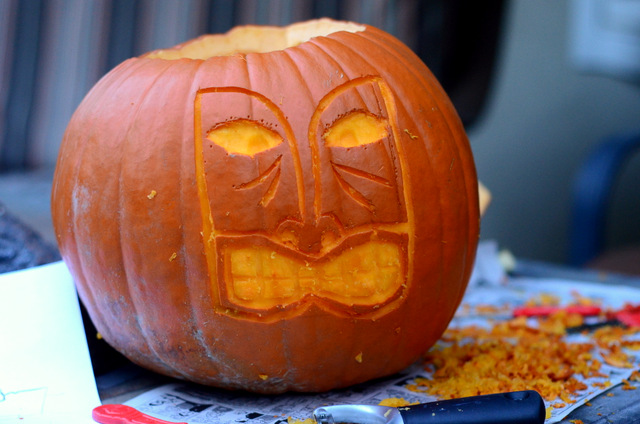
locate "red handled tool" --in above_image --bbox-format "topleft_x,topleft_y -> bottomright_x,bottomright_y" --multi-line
606,304 -> 640,327
513,304 -> 602,317
93,404 -> 186,424
512,303 -> 640,332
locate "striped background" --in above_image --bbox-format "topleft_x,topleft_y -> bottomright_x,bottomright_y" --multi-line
0,0 -> 503,171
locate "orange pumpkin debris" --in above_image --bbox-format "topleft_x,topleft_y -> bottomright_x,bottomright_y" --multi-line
409,306 -> 639,405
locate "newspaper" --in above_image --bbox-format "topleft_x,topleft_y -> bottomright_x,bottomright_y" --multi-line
124,245 -> 640,423
123,368 -> 430,424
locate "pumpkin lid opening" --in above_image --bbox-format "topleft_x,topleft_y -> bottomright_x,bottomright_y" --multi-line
145,19 -> 365,60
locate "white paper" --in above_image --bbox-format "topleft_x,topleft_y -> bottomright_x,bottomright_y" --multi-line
0,261 -> 101,423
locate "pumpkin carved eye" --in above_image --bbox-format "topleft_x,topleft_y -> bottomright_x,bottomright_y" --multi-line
206,119 -> 283,156
323,111 -> 389,148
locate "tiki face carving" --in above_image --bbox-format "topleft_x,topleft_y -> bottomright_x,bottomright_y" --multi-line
194,76 -> 413,321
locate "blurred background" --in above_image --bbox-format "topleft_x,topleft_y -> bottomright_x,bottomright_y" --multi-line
1,0 -> 639,272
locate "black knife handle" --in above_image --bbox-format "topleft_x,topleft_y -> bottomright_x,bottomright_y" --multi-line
398,390 -> 546,424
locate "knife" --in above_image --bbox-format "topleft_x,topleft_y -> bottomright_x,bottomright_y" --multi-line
313,390 -> 546,424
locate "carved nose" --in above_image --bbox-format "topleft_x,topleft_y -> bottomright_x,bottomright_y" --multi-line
276,215 -> 343,255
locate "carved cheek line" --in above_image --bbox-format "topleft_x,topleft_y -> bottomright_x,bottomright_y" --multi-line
330,162 -> 376,213
259,166 -> 280,206
235,155 -> 282,207
235,155 -> 282,190
330,160 -> 394,213
331,161 -> 393,187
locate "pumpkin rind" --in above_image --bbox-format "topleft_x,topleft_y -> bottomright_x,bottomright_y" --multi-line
51,19 -> 479,393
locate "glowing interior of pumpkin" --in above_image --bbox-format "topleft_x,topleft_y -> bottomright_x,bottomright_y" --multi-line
225,241 -> 403,310
323,111 -> 389,148
146,19 -> 365,59
207,120 -> 283,157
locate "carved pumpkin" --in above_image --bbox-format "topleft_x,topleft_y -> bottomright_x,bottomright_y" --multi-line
51,18 -> 479,393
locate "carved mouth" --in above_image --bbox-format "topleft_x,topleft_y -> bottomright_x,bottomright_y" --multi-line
220,238 -> 406,313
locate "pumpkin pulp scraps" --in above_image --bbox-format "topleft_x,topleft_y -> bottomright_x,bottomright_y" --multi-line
407,297 -> 640,406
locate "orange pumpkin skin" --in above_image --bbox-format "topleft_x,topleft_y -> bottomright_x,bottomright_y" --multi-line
51,19 -> 479,393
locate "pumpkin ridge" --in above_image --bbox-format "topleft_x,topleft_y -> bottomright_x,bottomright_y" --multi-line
279,46 -> 330,222
243,54 -> 270,233
290,40 -> 373,223
359,28 -> 479,210
306,35 -> 381,109
261,49 -> 309,218
117,60 -> 194,378
355,28 -> 476,308
320,38 -> 420,373
61,58 -> 156,349
242,51 -> 258,125
327,30 -> 478,362
178,59 -> 221,377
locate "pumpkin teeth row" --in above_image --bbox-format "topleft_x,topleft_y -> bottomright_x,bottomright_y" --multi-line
225,241 -> 403,309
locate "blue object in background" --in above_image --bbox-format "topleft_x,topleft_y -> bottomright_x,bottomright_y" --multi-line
569,130 -> 640,267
